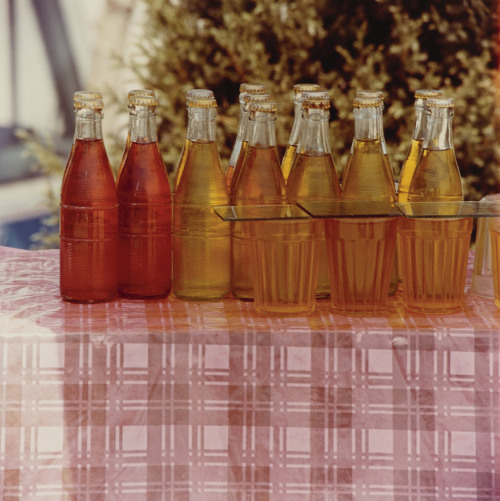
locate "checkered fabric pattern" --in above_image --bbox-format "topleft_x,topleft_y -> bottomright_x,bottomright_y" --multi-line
0,246 -> 498,500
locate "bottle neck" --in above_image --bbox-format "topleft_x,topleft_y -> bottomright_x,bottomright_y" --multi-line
423,109 -> 454,151
74,108 -> 103,141
412,99 -> 426,141
353,106 -> 381,141
248,111 -> 277,148
298,108 -> 331,154
129,105 -> 158,143
287,101 -> 302,145
237,105 -> 249,141
187,107 -> 217,141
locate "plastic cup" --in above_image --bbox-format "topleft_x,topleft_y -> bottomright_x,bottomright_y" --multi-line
471,194 -> 500,298
324,217 -> 398,315
250,219 -> 321,316
399,216 -> 473,313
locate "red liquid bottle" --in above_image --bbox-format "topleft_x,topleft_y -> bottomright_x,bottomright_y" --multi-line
117,94 -> 172,298
60,95 -> 118,302
116,89 -> 156,185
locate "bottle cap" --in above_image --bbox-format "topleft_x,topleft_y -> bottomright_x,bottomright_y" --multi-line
73,90 -> 102,101
301,91 -> 330,109
357,89 -> 384,100
186,89 -> 217,107
414,89 -> 443,99
239,83 -> 268,94
248,101 -> 278,113
74,98 -> 104,110
242,93 -> 271,105
293,83 -> 321,94
426,97 -> 454,108
128,89 -> 155,99
353,96 -> 381,108
129,95 -> 159,107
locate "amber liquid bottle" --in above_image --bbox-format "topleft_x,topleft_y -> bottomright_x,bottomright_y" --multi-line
226,83 -> 268,191
117,94 -> 172,298
231,101 -> 288,300
398,89 -> 443,202
400,97 -> 471,313
228,92 -> 271,197
287,91 -> 341,298
281,83 -> 320,183
60,96 -> 118,302
325,96 -> 397,314
173,90 -> 231,300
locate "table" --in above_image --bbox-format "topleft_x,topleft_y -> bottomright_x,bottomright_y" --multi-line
0,246 -> 498,500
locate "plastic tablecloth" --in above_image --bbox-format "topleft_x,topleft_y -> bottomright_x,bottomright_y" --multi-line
0,246 -> 498,500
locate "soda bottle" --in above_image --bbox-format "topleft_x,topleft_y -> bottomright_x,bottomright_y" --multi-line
117,93 -> 172,298
60,95 -> 118,302
231,101 -> 288,300
228,92 -> 271,197
226,83 -> 268,191
173,90 -> 231,300
287,91 -> 341,298
116,89 -> 156,184
398,89 -> 443,202
400,97 -> 471,313
325,96 -> 398,314
281,83 -> 321,183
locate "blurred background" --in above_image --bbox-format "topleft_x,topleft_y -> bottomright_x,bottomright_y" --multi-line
1,0 -> 498,249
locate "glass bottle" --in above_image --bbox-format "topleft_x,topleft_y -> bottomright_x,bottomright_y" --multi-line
60,95 -> 118,302
173,90 -> 231,300
287,91 -> 341,298
116,89 -> 156,184
325,96 -> 398,314
231,101 -> 288,300
281,83 -> 321,183
62,90 -> 103,187
226,83 -> 268,190
228,92 -> 271,197
117,94 -> 172,298
398,89 -> 443,202
400,97 -> 471,313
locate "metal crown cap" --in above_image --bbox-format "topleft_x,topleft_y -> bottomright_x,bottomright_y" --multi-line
128,89 -> 155,99
415,89 -> 443,99
129,95 -> 159,107
73,90 -> 102,101
239,83 -> 268,94
248,101 -> 278,113
426,97 -> 453,108
302,91 -> 330,109
353,96 -> 381,108
357,90 -> 384,100
74,98 -> 104,110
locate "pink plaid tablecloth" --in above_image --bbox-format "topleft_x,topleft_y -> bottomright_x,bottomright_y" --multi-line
0,246 -> 498,500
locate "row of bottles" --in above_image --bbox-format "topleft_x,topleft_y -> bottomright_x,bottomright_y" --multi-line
60,83 -> 465,314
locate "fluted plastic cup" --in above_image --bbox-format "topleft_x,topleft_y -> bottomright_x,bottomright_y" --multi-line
471,194 -> 500,298
250,219 -> 321,316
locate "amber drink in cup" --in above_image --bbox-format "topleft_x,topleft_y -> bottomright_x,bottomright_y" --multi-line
250,217 -> 321,316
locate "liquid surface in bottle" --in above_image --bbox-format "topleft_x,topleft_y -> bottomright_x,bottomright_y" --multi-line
280,143 -> 297,183
342,139 -> 396,202
287,152 -> 341,298
60,138 -> 118,302
118,141 -> 172,298
407,148 -> 463,201
231,145 -> 287,300
174,139 -> 230,300
398,138 -> 422,203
